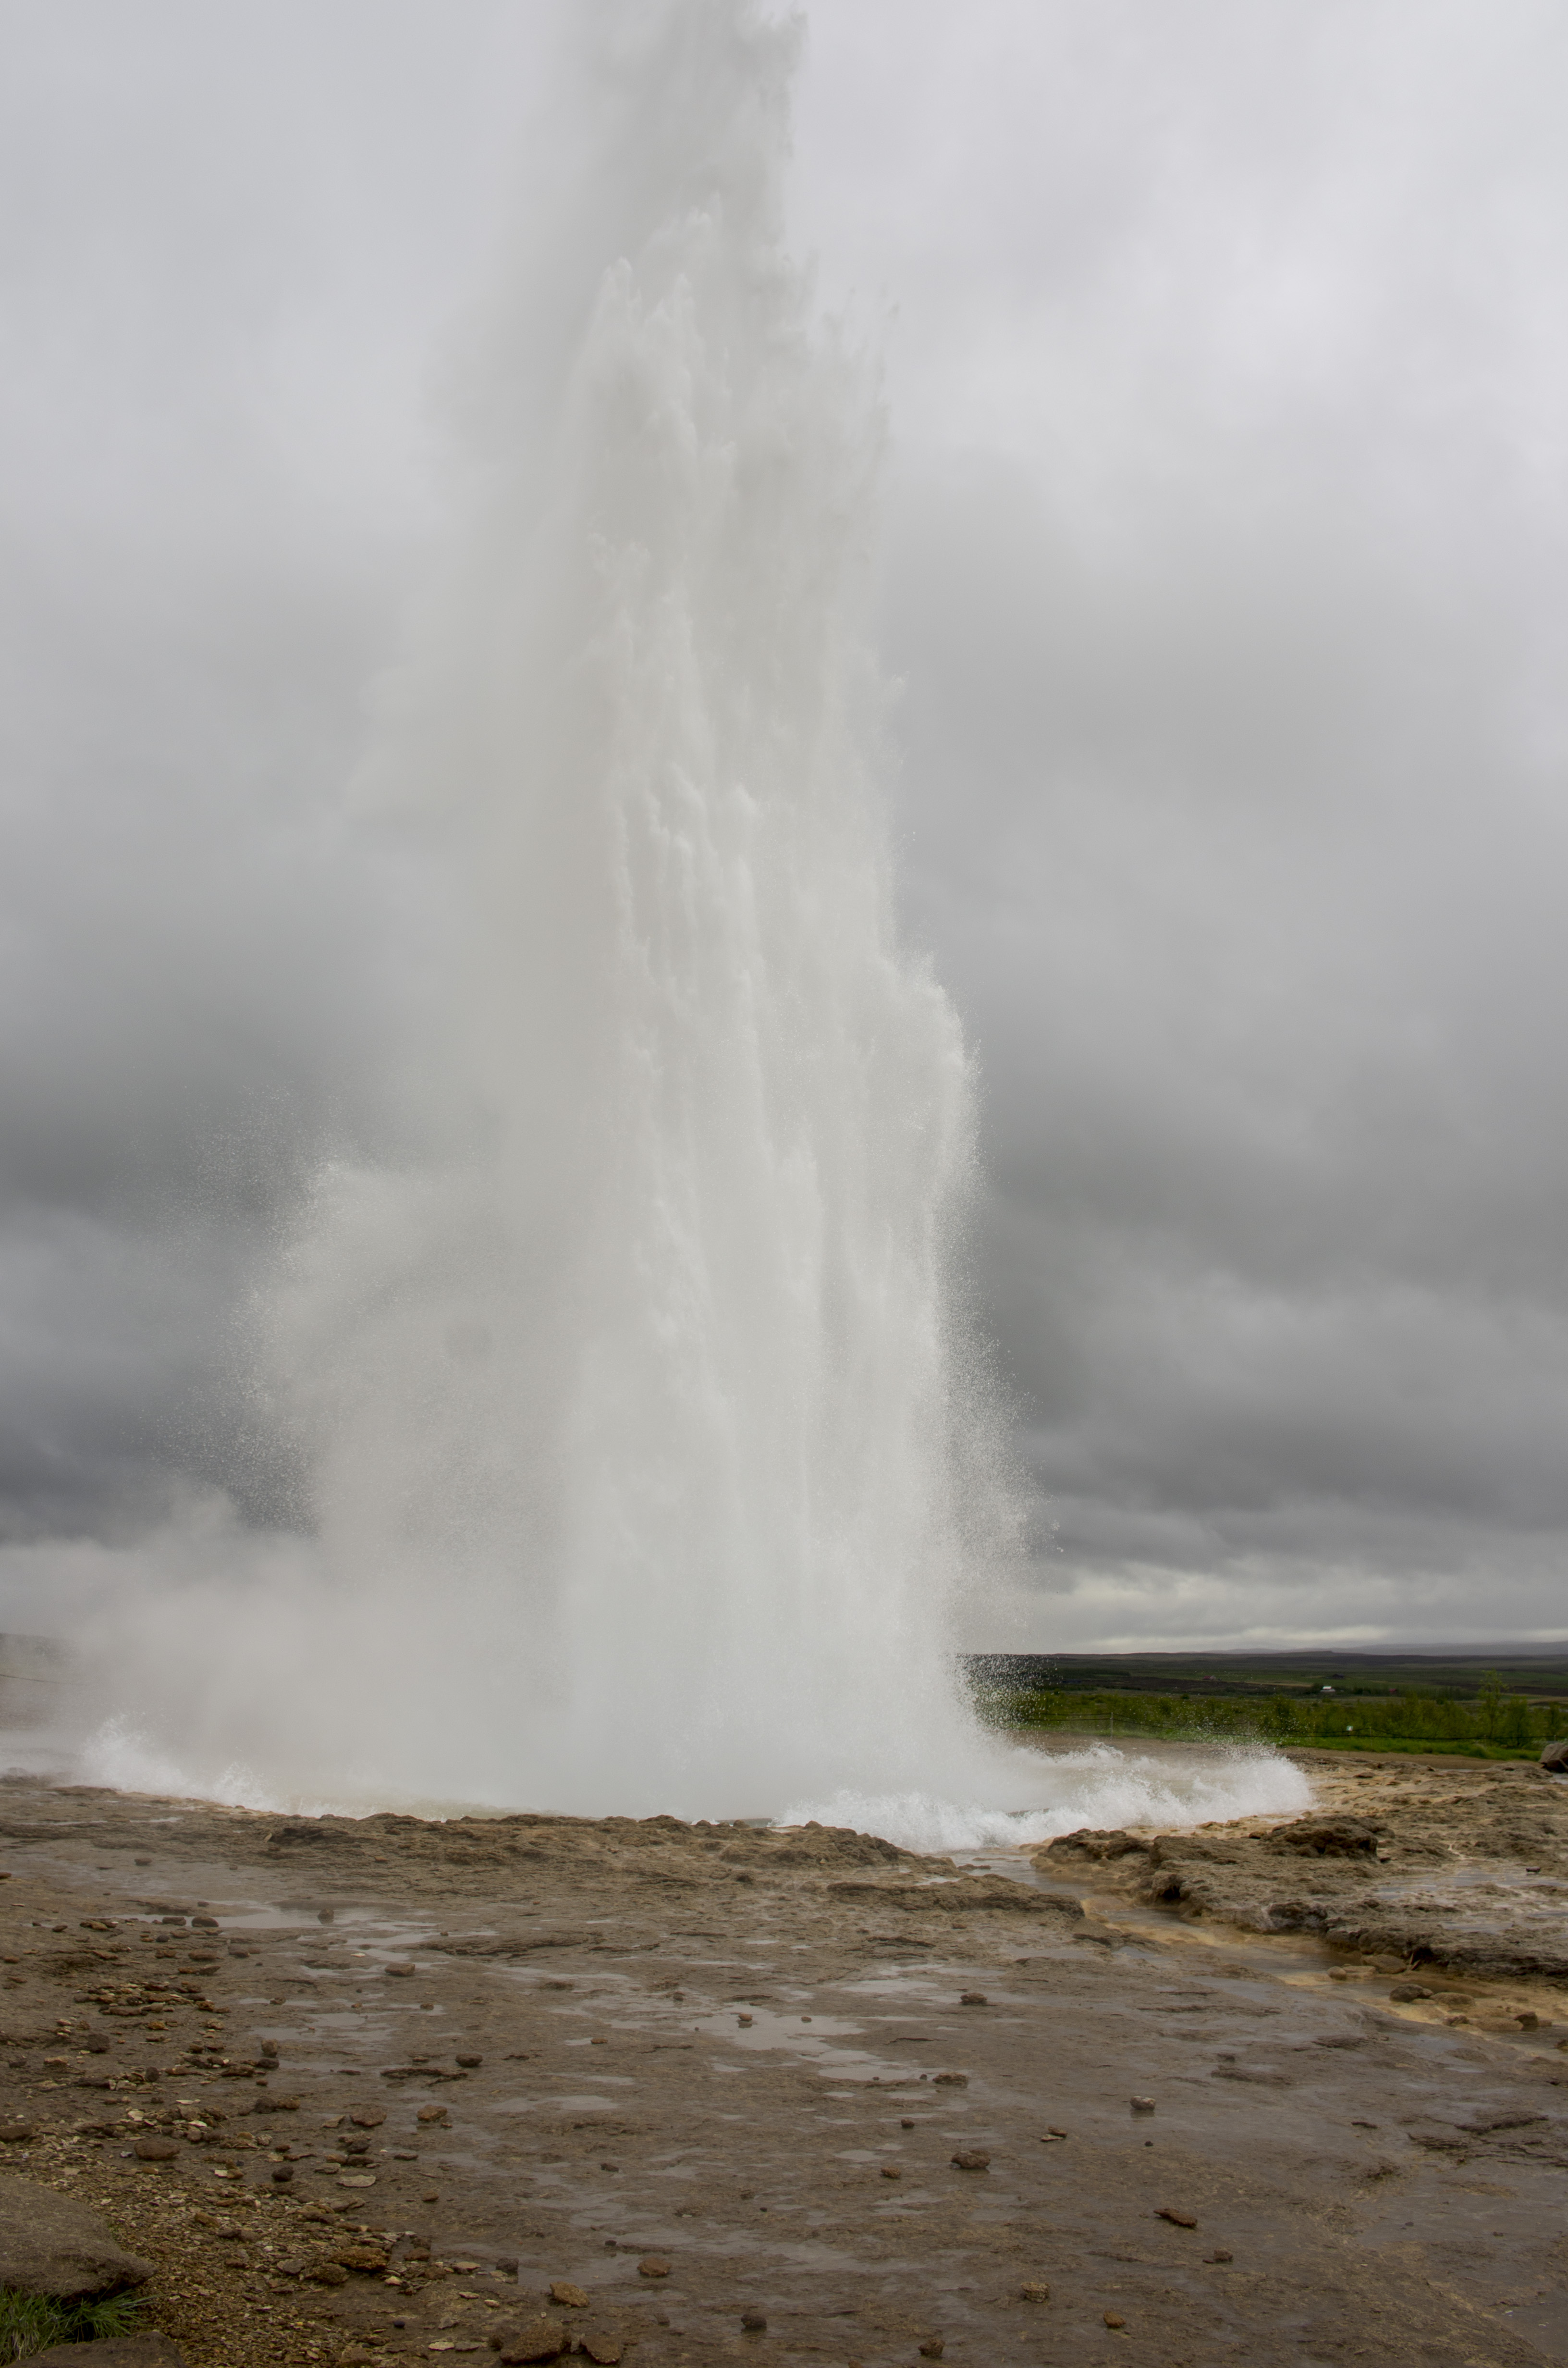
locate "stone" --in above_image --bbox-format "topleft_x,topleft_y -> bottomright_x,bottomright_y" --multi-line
1104,2311 -> 1126,2329
1276,1818 -> 1378,1857
385,1964 -> 416,1979
549,2282 -> 589,2307
455,2053 -> 483,2067
740,2310 -> 767,2331
918,2341 -> 944,2358
1539,1739 -> 1568,1774
417,2104 -> 448,2123
132,2137 -> 179,2162
931,2073 -> 967,2088
1388,1982 -> 1432,2002
880,2165 -> 901,2179
1205,2251 -> 1234,2265
499,2316 -> 566,2363
959,1991 -> 988,2006
0,2173 -> 154,2298
1019,2282 -> 1050,2302
637,2256 -> 672,2278
348,2106 -> 385,2128
336,2244 -> 390,2273
578,2337 -> 623,2366
1,2121 -> 36,2143
1129,2097 -> 1155,2114
950,2150 -> 990,2172
271,2165 -> 293,2184
30,2341 -> 189,2367
1155,2208 -> 1197,2228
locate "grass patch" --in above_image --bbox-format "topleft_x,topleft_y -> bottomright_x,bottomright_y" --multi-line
0,2285 -> 145,2360
984,1680 -> 1565,1761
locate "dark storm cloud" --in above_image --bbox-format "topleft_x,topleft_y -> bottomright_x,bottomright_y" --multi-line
4,0 -> 1567,1643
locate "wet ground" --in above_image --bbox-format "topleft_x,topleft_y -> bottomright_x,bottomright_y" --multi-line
0,1761 -> 1566,2367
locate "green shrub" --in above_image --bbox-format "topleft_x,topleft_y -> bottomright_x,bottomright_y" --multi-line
0,2285 -> 144,2361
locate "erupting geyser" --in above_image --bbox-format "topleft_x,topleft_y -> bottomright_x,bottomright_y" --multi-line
77,0 -> 1310,1844
82,0 -> 1014,1819
273,0 -> 1000,1811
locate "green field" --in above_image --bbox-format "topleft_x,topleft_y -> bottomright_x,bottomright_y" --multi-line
968,1650 -> 1568,1761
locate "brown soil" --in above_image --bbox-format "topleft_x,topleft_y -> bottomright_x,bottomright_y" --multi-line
1,1762 -> 1566,2367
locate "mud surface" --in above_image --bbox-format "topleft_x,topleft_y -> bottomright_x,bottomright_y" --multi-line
0,1761 -> 1566,2367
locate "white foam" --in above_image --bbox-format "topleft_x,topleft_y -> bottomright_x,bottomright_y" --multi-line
785,1741 -> 1314,1853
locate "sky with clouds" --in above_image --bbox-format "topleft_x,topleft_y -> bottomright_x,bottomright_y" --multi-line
3,0 -> 1567,1650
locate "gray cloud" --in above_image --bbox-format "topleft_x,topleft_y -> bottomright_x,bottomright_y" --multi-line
3,0 -> 1566,1645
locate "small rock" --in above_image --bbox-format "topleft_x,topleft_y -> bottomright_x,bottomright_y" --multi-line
1103,2310 -> 1126,2329
1517,2011 -> 1540,2031
959,1991 -> 988,2006
1019,2281 -> 1051,2303
1155,2208 -> 1196,2228
456,2053 -> 482,2067
880,2165 -> 901,2179
637,2256 -> 672,2279
1129,2097 -> 1155,2114
498,2316 -> 566,2364
918,2341 -> 944,2359
1539,1738 -> 1568,1774
549,2282 -> 589,2307
740,2309 -> 767,2331
270,2166 -> 293,2184
950,2149 -> 990,2172
348,2106 -> 386,2128
577,2338 -> 623,2366
1388,1982 -> 1432,2003
737,2013 -> 753,2026
931,2073 -> 967,2088
901,2118 -> 916,2128
1205,2250 -> 1234,2264
417,2104 -> 448,2124
0,2123 -> 36,2144
385,1964 -> 416,1979
133,2137 -> 179,2162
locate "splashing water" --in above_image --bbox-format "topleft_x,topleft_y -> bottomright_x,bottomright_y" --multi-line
62,0 -> 1308,1843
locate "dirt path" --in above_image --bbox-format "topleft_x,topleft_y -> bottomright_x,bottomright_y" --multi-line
1,1768 -> 1566,2366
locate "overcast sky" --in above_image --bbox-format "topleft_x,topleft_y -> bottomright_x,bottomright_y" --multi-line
3,0 -> 1567,1650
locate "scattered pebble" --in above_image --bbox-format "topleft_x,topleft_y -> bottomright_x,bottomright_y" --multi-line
917,2341 -> 944,2359
901,2118 -> 916,2128
1388,1982 -> 1432,2003
1156,2207 -> 1197,2228
417,2103 -> 449,2123
1104,2310 -> 1126,2329
457,2052 -> 483,2066
740,2309 -> 767,2331
959,1991 -> 988,2006
951,2149 -> 990,2172
638,2256 -> 672,2279
349,2106 -> 386,2128
880,2165 -> 902,2179
550,2282 -> 589,2307
1129,2097 -> 1155,2114
133,2136 -> 179,2161
1019,2281 -> 1051,2303
737,2013 -> 753,2026
1205,2250 -> 1234,2265
385,1963 -> 416,1979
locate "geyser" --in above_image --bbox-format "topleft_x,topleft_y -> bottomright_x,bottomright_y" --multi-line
67,0 -> 1309,1846
76,0 -> 1014,1819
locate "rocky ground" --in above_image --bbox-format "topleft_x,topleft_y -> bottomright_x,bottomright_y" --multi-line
0,1754 -> 1565,2367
